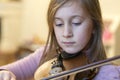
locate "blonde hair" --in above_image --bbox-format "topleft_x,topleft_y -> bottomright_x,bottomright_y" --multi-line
40,0 -> 106,65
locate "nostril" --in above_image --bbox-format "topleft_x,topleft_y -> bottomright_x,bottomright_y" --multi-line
63,33 -> 73,38
63,27 -> 73,38
63,31 -> 73,38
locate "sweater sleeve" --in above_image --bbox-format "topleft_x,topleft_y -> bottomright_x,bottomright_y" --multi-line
0,47 -> 44,80
94,65 -> 120,80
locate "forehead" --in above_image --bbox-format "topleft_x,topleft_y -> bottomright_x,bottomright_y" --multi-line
55,0 -> 88,18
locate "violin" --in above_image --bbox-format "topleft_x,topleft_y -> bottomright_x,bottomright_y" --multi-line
41,55 -> 120,80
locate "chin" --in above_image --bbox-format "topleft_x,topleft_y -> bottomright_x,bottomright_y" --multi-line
61,46 -> 82,54
64,49 -> 80,54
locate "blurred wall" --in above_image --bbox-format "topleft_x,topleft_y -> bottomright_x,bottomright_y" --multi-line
20,0 -> 49,42
0,2 -> 21,52
100,0 -> 120,17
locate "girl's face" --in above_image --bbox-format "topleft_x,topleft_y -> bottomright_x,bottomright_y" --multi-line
54,1 -> 93,54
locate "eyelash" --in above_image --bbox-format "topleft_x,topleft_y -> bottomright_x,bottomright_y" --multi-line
55,24 -> 63,27
55,22 -> 82,27
72,22 -> 81,26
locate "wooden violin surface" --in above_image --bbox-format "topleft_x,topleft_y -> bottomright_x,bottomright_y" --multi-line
34,58 -> 56,80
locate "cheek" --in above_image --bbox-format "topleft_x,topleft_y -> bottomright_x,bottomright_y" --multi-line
76,26 -> 93,46
79,33 -> 91,42
54,28 -> 62,42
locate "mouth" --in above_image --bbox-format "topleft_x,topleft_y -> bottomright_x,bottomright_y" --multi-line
62,41 -> 75,45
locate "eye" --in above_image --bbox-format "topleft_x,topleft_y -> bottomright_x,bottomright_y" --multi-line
55,23 -> 64,27
54,19 -> 64,27
72,22 -> 82,26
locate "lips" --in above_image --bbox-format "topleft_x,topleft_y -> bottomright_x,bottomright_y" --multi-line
62,41 -> 75,45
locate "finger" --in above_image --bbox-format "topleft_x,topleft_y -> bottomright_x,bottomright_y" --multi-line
10,74 -> 16,80
0,72 -> 3,80
11,77 -> 16,80
4,72 -> 16,80
3,72 -> 10,80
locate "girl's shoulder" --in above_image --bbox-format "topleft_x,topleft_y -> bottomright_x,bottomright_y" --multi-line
94,64 -> 120,80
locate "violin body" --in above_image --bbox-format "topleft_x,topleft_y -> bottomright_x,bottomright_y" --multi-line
34,58 -> 55,80
34,53 -> 94,80
34,58 -> 76,80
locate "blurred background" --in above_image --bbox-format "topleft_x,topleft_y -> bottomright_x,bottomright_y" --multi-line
0,0 -> 120,66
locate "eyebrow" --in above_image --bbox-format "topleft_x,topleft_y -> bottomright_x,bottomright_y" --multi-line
55,15 -> 84,20
54,17 -> 61,20
71,15 -> 84,19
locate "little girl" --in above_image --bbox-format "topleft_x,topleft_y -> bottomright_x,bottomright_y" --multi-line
0,0 -> 120,80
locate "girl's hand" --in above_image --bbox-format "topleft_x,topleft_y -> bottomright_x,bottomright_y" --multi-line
0,70 -> 16,80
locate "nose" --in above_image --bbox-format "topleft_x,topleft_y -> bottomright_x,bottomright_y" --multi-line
63,26 -> 73,38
